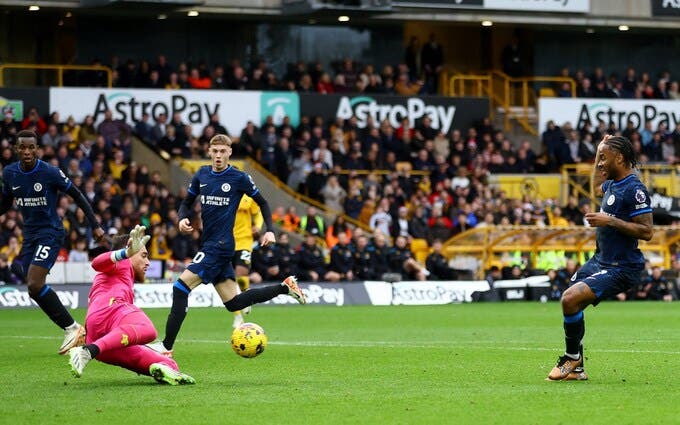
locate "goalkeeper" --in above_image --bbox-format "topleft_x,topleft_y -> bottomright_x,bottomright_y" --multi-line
67,225 -> 195,385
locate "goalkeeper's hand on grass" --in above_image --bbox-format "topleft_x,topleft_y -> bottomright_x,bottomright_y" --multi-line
126,225 -> 151,257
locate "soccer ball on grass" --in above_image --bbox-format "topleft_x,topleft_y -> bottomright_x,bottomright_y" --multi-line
231,322 -> 268,358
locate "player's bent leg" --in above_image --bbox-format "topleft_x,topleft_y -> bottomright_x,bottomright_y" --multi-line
218,276 -> 305,310
90,311 -> 158,352
162,274 -> 198,351
96,345 -> 191,383
25,264 -> 83,353
547,283 -> 595,380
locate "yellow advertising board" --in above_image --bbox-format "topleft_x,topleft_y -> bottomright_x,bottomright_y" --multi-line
492,174 -> 561,200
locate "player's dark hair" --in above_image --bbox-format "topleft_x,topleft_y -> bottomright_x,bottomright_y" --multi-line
111,234 -> 130,250
604,135 -> 638,169
16,129 -> 38,140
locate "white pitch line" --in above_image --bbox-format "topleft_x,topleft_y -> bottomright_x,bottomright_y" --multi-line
4,335 -> 680,355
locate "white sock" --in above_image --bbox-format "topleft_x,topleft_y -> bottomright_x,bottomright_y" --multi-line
565,352 -> 580,360
66,322 -> 80,331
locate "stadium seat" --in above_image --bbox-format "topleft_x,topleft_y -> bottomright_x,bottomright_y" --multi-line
396,161 -> 413,173
539,87 -> 556,97
410,238 -> 430,264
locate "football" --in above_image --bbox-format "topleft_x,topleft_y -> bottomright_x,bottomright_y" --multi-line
231,322 -> 268,358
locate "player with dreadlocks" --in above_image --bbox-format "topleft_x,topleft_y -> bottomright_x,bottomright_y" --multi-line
546,134 -> 653,381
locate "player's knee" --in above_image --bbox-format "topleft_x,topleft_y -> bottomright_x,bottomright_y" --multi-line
142,325 -> 158,343
560,291 -> 579,312
26,281 -> 44,298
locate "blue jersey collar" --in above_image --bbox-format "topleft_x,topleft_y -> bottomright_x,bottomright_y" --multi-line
611,173 -> 635,187
19,159 -> 41,174
210,164 -> 232,175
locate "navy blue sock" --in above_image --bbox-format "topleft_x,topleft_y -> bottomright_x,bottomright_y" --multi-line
163,279 -> 190,350
32,285 -> 75,329
563,311 -> 584,358
224,284 -> 287,312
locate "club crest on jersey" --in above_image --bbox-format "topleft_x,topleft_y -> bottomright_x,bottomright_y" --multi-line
221,183 -> 231,192
606,194 -> 615,205
33,183 -> 42,192
635,189 -> 646,203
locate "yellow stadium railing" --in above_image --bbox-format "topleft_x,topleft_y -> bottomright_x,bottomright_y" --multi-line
561,163 -> 680,206
449,70 -> 576,136
0,63 -> 113,87
444,225 -> 680,278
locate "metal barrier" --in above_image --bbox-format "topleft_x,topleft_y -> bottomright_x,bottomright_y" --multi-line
561,163 -> 680,206
444,225 -> 680,278
0,63 -> 113,87
449,70 -> 576,135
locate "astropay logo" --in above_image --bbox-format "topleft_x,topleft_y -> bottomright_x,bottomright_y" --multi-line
336,96 -> 456,134
92,91 -> 221,124
576,101 -> 680,130
260,92 -> 300,127
0,287 -> 79,308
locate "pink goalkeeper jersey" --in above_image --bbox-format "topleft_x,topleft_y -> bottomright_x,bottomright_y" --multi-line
87,252 -> 135,312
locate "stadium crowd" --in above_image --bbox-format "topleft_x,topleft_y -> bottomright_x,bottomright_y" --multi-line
75,44 -> 444,96
558,66 -> 680,100
1,56 -> 679,298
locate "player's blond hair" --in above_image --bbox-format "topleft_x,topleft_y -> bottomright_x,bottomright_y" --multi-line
209,134 -> 232,146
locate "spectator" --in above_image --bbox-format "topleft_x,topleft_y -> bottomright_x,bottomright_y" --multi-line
388,235 -> 428,281
187,68 -> 211,89
395,72 -> 423,96
275,232 -> 298,280
501,35 -> 524,77
326,215 -> 352,250
281,206 -> 301,233
647,266 -> 674,301
390,205 -> 411,239
316,72 -> 335,94
0,235 -> 21,264
251,242 -> 280,282
41,123 -> 63,148
420,33 -> 443,93
404,36 -> 421,81
352,234 -> 373,280
300,206 -> 326,238
21,107 -> 47,136
296,233 -> 327,282
426,239 -> 458,280
326,232 -> 354,282
68,238 -> 90,262
0,253 -> 19,284
320,174 -> 346,213
369,201 -> 392,236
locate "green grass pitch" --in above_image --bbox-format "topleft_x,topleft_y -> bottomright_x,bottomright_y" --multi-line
1,302 -> 678,424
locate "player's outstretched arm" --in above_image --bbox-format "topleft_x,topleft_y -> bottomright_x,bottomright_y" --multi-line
66,185 -> 105,239
92,225 -> 151,272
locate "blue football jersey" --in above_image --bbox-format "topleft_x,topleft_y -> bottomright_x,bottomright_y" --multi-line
187,165 -> 259,253
2,160 -> 71,233
596,173 -> 652,268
